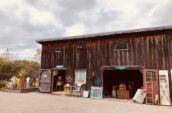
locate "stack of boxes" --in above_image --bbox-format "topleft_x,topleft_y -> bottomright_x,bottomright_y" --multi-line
117,84 -> 130,99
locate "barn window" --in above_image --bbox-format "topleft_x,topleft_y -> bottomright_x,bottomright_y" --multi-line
77,41 -> 84,49
114,43 -> 130,51
75,69 -> 87,84
55,48 -> 63,53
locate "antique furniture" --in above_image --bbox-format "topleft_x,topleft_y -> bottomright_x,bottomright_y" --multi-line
39,69 -> 52,93
64,84 -> 73,96
72,84 -> 82,97
72,83 -> 86,97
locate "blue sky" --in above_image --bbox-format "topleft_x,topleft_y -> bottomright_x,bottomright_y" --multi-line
0,0 -> 172,60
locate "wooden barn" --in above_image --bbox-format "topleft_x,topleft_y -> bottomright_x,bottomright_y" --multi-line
37,26 -> 172,105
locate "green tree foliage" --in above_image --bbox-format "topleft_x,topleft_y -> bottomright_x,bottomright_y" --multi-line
0,58 -> 40,80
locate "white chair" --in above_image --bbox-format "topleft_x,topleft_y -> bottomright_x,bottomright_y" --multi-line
72,83 -> 82,97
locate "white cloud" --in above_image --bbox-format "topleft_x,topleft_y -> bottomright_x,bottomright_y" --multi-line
14,1 -> 57,26
0,0 -> 22,11
0,0 -> 171,60
97,0 -> 139,19
29,8 -> 56,26
150,0 -> 172,25
14,48 -> 36,61
65,24 -> 86,36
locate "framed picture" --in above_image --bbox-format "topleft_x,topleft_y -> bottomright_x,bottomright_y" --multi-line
90,87 -> 103,99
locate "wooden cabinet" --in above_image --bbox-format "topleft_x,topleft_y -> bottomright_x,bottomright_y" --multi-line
64,84 -> 73,96
39,69 -> 52,93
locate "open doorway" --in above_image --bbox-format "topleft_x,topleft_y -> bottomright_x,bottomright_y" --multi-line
103,70 -> 143,99
52,70 -> 66,92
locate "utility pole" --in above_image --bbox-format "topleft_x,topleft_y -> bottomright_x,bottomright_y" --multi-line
3,48 -> 12,61
0,47 -> 14,61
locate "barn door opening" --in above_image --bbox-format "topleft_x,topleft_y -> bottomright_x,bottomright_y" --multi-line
103,70 -> 143,99
144,69 -> 159,105
39,69 -> 52,93
52,69 -> 66,92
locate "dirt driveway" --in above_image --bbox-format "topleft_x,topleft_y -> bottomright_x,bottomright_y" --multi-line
0,92 -> 171,113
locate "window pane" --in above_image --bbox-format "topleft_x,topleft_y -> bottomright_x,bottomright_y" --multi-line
75,70 -> 86,84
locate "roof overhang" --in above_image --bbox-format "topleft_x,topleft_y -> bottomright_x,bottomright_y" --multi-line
36,25 -> 172,44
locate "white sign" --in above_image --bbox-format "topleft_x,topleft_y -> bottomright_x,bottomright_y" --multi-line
83,91 -> 89,98
133,89 -> 146,104
43,74 -> 48,78
159,70 -> 171,105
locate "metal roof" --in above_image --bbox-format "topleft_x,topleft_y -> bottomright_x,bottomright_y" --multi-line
36,25 -> 172,43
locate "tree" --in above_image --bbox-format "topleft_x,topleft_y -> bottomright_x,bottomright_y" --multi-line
0,59 -> 40,80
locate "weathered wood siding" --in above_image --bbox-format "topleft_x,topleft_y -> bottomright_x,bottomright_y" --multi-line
40,30 -> 172,90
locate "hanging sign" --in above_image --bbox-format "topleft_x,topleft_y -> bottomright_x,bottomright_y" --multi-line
115,66 -> 126,70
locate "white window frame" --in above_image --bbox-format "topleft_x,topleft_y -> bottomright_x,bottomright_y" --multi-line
114,43 -> 130,51
75,69 -> 87,84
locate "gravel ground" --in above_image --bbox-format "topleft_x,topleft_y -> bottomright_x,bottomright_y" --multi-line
0,92 -> 171,113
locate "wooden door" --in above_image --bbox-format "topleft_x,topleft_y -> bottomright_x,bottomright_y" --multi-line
159,70 -> 171,105
144,69 -> 159,105
39,69 -> 52,93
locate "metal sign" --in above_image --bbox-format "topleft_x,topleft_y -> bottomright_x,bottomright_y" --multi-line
115,66 -> 126,70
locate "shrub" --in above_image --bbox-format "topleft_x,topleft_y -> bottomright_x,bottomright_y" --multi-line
0,81 -> 6,89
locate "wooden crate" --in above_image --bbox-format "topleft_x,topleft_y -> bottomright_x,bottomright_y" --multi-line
117,90 -> 130,99
119,84 -> 127,90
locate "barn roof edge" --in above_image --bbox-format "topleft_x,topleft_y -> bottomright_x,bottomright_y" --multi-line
36,25 -> 172,44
